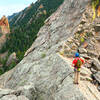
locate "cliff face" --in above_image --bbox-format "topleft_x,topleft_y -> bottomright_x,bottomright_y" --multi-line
0,16 -> 10,49
0,16 -> 10,34
0,0 -> 100,100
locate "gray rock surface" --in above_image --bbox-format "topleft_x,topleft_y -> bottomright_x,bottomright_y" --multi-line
91,68 -> 97,74
93,71 -> 100,84
1,95 -> 17,100
0,0 -> 100,100
1,95 -> 29,100
92,58 -> 100,71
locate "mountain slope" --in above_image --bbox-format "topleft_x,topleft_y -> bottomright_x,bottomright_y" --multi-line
0,0 -> 64,73
0,0 -> 64,57
0,0 -> 99,100
8,12 -> 19,22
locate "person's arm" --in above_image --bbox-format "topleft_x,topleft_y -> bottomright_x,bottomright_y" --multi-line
72,59 -> 76,67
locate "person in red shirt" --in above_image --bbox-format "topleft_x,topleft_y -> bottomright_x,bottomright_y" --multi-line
72,52 -> 85,84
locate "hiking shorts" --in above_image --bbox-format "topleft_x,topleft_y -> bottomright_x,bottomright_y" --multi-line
74,68 -> 80,72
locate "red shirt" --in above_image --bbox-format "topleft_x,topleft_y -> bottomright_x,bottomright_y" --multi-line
72,57 -> 84,66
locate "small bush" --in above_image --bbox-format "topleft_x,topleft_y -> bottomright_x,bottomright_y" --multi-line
0,33 -> 2,37
80,37 -> 85,43
41,53 -> 46,58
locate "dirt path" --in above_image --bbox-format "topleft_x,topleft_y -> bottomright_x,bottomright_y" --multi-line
57,53 -> 100,100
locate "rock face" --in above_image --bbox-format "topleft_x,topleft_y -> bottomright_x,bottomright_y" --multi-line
0,0 -> 100,100
93,71 -> 100,84
0,16 -> 10,34
0,16 -> 10,49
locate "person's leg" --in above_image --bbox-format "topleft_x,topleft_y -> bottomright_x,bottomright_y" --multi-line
77,71 -> 80,84
74,69 -> 77,84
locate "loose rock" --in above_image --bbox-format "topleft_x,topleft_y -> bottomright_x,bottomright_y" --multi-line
93,71 -> 100,84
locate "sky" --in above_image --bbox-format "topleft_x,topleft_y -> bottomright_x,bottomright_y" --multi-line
0,0 -> 37,18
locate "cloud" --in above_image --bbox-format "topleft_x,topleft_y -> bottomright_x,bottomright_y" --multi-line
0,4 -> 28,18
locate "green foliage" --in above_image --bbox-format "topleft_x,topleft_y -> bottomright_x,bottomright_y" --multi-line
0,56 -> 16,74
86,32 -> 93,37
80,37 -> 85,43
16,50 -> 25,62
92,0 -> 99,20
0,57 -> 8,74
0,33 -> 2,37
7,61 -> 16,71
41,53 -> 46,58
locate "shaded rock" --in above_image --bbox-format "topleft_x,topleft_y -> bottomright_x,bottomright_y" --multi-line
97,86 -> 100,92
92,58 -> 100,71
94,25 -> 100,32
16,85 -> 36,100
87,50 -> 98,58
90,68 -> 97,74
93,71 -> 100,84
98,55 -> 100,61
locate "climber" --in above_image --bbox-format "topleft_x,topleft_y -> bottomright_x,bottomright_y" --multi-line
72,52 -> 85,84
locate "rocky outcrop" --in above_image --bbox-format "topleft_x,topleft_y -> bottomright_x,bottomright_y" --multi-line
0,16 -> 10,34
0,16 -> 10,49
0,0 -> 100,100
6,52 -> 18,66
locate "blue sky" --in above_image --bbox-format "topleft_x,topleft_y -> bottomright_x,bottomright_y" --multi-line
0,0 -> 37,18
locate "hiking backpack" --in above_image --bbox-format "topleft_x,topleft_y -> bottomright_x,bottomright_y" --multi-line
76,58 -> 83,68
